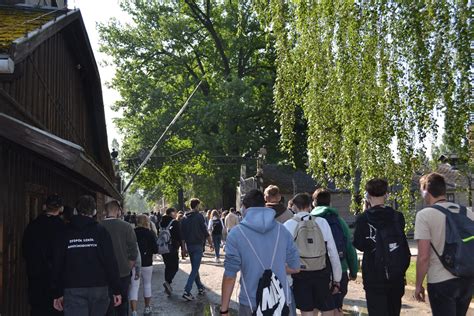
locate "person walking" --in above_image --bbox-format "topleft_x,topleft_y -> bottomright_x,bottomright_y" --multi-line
22,194 -> 66,316
208,209 -> 224,263
52,195 -> 122,316
264,185 -> 293,223
101,200 -> 138,316
181,198 -> 213,301
224,207 -> 239,233
220,189 -> 300,316
311,188 -> 359,315
284,193 -> 342,316
129,215 -> 158,316
160,207 -> 186,296
414,172 -> 474,316
353,179 -> 411,316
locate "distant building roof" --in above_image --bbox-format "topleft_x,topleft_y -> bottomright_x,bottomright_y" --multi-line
413,163 -> 472,190
0,6 -> 63,54
260,164 -> 349,195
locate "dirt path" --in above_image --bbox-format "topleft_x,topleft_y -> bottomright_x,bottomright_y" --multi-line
135,250 -> 473,315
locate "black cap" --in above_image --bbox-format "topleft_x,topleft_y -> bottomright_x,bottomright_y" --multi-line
45,194 -> 63,208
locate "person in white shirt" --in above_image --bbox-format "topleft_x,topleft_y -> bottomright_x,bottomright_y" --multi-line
284,193 -> 342,316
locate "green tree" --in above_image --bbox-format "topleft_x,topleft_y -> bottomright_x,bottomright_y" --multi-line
99,0 -> 282,207
255,1 -> 472,225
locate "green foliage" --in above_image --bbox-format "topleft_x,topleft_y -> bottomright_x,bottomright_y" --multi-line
256,1 -> 472,223
99,0 -> 282,206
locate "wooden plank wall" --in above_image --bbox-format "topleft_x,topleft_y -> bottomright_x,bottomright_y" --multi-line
0,138 -> 100,316
0,27 -> 97,163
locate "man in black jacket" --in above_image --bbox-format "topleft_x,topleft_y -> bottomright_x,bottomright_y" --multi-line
353,179 -> 410,316
181,198 -> 213,301
23,194 -> 66,316
52,195 -> 122,316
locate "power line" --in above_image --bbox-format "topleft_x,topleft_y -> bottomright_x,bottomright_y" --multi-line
121,79 -> 203,194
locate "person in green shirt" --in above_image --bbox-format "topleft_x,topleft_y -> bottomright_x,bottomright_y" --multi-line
311,188 -> 358,316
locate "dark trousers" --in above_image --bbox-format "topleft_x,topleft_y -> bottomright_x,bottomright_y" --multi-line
28,281 -> 63,316
63,287 -> 110,316
30,303 -> 63,316
163,250 -> 179,284
365,283 -> 405,316
428,278 -> 473,316
107,276 -> 131,316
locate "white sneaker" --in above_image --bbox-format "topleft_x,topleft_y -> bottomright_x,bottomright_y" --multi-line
216,257 -> 221,263
131,311 -> 138,316
214,257 -> 219,263
144,306 -> 153,314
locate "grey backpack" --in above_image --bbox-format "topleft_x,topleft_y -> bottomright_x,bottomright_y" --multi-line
293,215 -> 327,271
157,220 -> 174,254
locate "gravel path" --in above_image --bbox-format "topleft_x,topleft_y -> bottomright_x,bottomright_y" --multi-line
135,250 -> 473,315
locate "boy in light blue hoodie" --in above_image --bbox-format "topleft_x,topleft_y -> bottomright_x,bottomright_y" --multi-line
220,189 -> 300,316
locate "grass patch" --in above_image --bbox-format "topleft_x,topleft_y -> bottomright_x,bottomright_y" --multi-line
405,259 -> 417,286
405,259 -> 428,287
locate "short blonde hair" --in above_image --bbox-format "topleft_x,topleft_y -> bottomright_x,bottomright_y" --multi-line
136,214 -> 150,229
264,185 -> 280,197
211,209 -> 219,218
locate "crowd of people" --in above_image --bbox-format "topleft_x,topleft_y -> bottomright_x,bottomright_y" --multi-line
21,172 -> 473,316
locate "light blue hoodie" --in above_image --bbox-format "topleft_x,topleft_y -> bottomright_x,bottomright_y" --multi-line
224,207 -> 300,309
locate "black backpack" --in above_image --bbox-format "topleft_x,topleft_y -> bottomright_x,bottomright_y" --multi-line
430,205 -> 474,278
212,219 -> 223,235
323,213 -> 347,260
367,211 -> 411,281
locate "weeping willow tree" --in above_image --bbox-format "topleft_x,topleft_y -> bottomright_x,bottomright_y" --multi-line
255,1 -> 472,222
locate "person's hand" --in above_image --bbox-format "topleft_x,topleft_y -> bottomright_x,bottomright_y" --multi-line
134,270 -> 141,280
415,285 -> 425,302
53,297 -> 64,311
113,294 -> 122,307
331,282 -> 341,294
181,249 -> 188,258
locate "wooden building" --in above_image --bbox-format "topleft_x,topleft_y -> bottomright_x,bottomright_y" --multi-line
0,2 -> 120,314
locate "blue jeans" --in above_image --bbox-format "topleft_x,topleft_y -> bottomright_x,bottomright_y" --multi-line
184,244 -> 204,293
212,235 -> 222,259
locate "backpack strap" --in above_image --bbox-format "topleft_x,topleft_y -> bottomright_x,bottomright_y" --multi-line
237,225 -> 281,314
428,204 -> 463,261
166,219 -> 174,230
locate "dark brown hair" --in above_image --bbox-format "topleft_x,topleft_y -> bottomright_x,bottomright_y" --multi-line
242,189 -> 265,208
365,178 -> 389,197
190,198 -> 201,209
292,193 -> 312,210
76,195 -> 96,215
312,188 -> 331,206
420,172 -> 446,198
